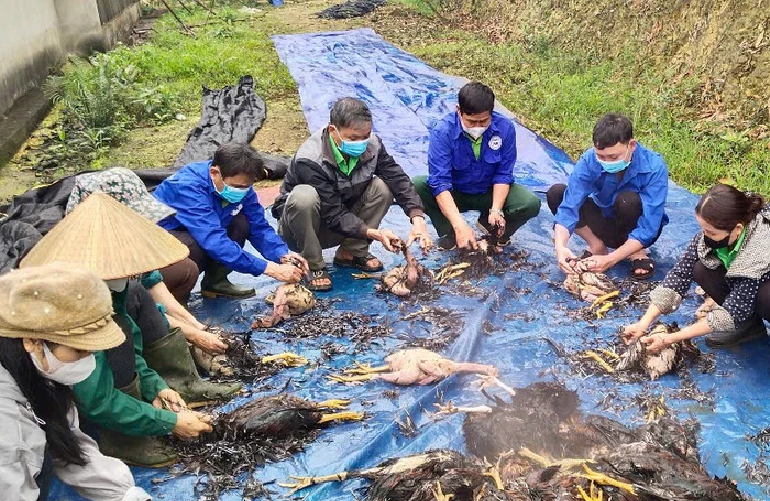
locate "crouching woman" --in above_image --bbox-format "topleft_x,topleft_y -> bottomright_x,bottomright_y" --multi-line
0,264 -> 151,501
624,184 -> 770,352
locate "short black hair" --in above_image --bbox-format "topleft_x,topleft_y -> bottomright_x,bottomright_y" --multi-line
592,113 -> 634,149
212,142 -> 265,180
458,82 -> 495,114
330,97 -> 373,129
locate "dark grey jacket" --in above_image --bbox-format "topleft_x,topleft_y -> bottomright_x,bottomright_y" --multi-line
272,128 -> 424,239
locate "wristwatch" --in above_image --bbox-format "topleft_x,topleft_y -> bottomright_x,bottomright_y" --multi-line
490,208 -> 504,216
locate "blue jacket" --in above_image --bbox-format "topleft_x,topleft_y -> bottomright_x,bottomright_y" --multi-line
427,111 -> 517,196
554,144 -> 670,247
154,161 -> 289,276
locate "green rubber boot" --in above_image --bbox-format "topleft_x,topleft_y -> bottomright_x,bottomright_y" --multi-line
200,261 -> 255,299
98,376 -> 178,468
143,328 -> 241,408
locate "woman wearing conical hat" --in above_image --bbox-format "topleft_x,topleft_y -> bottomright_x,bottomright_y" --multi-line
20,193 -> 236,467
0,264 -> 153,500
66,168 -> 229,356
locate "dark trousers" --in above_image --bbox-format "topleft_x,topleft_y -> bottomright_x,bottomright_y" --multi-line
168,214 -> 250,275
413,176 -> 542,240
157,258 -> 199,304
547,183 -> 661,249
106,281 -> 170,388
693,262 -> 770,322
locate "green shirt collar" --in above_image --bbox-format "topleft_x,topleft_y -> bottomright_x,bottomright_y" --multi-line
715,227 -> 747,269
466,133 -> 483,160
329,135 -> 359,176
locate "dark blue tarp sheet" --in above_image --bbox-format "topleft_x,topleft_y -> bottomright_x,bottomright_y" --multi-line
51,28 -> 770,501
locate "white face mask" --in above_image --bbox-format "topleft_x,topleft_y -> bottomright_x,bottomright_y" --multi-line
30,343 -> 96,386
105,278 -> 129,292
461,121 -> 489,140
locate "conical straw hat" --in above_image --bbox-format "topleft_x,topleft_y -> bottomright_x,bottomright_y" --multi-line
20,192 -> 189,280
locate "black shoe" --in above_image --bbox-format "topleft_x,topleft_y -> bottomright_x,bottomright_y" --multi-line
437,235 -> 456,250
705,318 -> 768,348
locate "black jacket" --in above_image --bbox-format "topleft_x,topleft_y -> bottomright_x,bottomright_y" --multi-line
273,128 -> 424,239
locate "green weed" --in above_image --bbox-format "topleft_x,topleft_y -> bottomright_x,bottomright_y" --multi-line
408,28 -> 770,195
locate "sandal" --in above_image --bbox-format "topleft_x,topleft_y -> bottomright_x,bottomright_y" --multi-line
304,269 -> 333,292
333,253 -> 384,272
630,257 -> 654,280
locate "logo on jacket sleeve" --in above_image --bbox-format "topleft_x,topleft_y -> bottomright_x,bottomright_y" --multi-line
488,136 -> 502,151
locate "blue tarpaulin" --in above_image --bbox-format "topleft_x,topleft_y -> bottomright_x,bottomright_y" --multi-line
51,28 -> 770,501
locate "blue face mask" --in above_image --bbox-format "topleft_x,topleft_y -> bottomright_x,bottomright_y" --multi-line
340,139 -> 368,157
333,128 -> 369,158
596,145 -> 630,173
219,184 -> 249,203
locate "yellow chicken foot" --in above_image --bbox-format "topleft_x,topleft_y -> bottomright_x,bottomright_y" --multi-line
278,472 -> 350,494
582,350 -> 615,373
595,301 -> 614,318
317,411 -> 366,424
343,362 -> 390,375
519,448 -> 592,469
327,374 -> 376,384
483,466 -> 504,490
577,481 -> 603,501
316,399 -> 351,410
598,348 -> 620,360
432,482 -> 454,501
261,352 -> 309,367
580,464 -> 636,494
590,290 -> 619,309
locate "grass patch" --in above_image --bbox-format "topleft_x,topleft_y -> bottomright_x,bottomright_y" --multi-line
395,17 -> 770,195
35,5 -> 299,172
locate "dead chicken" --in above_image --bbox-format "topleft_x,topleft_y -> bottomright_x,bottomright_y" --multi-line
251,283 -> 316,328
329,348 -> 498,385
279,449 -> 509,500
376,245 -> 434,297
563,269 -> 617,303
214,395 -> 365,440
616,324 -> 695,380
462,382 -> 747,501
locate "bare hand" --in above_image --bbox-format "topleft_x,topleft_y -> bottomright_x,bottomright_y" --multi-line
555,246 -> 577,274
281,252 -> 309,275
453,222 -> 478,250
487,212 -> 506,234
641,332 -> 669,354
266,262 -> 303,284
172,410 -> 213,440
370,229 -> 402,252
622,322 -> 648,345
191,329 -> 228,354
406,217 -> 432,251
153,388 -> 187,412
583,254 -> 616,274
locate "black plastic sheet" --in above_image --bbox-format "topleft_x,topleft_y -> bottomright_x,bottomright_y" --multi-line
174,75 -> 291,177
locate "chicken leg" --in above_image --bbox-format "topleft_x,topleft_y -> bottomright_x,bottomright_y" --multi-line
317,411 -> 366,424
261,352 -> 309,367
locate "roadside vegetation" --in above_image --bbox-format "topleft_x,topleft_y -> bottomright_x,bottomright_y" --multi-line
7,0 -> 768,199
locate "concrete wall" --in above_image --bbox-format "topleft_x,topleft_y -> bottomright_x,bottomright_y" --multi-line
0,0 -> 140,118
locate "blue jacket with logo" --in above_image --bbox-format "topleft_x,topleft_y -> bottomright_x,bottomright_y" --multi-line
427,111 -> 517,196
554,144 -> 669,247
153,161 -> 289,276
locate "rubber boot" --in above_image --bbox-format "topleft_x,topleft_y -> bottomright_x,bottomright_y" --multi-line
200,261 -> 255,299
98,376 -> 178,468
143,328 -> 241,408
705,317 -> 768,348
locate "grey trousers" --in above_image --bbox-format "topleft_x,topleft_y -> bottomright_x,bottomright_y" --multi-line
278,177 -> 393,270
